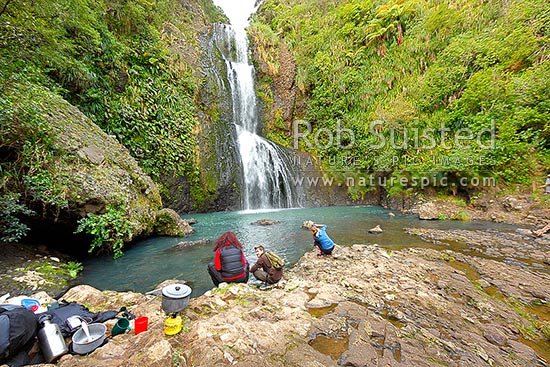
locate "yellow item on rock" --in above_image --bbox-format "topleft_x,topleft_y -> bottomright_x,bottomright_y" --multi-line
164,315 -> 183,335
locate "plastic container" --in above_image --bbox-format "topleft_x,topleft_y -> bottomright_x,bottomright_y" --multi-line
71,322 -> 106,355
111,317 -> 131,336
134,316 -> 148,334
21,298 -> 40,312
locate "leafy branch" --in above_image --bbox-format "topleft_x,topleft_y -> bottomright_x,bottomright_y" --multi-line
0,0 -> 13,17
0,193 -> 35,242
75,204 -> 135,259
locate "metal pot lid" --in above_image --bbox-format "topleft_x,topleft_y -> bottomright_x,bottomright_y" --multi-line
162,283 -> 191,299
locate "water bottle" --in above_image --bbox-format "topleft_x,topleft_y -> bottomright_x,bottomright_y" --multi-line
37,314 -> 68,362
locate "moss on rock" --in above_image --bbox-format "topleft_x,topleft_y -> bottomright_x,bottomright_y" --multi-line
153,208 -> 193,237
2,82 -> 163,253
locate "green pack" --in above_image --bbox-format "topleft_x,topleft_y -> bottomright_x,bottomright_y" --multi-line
265,251 -> 285,270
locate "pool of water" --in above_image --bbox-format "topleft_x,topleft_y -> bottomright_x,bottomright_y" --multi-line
78,205 -> 517,297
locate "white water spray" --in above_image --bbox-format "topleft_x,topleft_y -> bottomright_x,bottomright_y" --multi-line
213,0 -> 298,210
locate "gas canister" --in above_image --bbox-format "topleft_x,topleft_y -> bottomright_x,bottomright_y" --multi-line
164,315 -> 182,335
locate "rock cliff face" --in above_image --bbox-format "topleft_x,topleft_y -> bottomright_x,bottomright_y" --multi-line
159,5 -> 242,213
252,36 -> 299,134
249,29 -> 380,208
20,244 -> 549,367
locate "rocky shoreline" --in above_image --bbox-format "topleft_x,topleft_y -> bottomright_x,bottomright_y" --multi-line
0,243 -> 78,299
3,242 -> 549,367
2,195 -> 549,366
409,194 -> 550,227
2,193 -> 548,298
404,227 -> 550,266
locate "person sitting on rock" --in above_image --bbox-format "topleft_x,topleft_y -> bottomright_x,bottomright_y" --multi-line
310,223 -> 335,256
207,231 -> 249,287
250,245 -> 283,285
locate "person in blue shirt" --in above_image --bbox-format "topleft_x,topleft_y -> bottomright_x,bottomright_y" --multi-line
310,223 -> 335,256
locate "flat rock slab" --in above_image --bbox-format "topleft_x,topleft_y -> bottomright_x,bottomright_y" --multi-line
405,227 -> 550,264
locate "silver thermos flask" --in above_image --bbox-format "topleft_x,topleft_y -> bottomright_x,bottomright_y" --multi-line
37,315 -> 68,362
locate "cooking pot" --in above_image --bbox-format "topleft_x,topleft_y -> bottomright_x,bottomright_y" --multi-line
161,283 -> 191,314
71,322 -> 106,355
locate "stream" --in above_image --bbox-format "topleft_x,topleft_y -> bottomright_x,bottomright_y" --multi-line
78,205 -> 520,297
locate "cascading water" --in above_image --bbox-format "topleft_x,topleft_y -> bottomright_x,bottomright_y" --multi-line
212,0 -> 299,210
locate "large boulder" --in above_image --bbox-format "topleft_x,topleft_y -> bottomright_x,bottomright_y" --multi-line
46,97 -> 163,240
2,83 -> 163,249
416,202 -> 439,220
170,238 -> 210,251
153,208 -> 193,237
502,196 -> 528,212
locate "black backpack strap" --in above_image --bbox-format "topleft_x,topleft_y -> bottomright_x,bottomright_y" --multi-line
118,306 -> 136,320
0,305 -> 21,312
0,313 -> 10,361
93,310 -> 119,323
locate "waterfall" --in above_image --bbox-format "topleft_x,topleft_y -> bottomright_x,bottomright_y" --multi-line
212,0 -> 299,210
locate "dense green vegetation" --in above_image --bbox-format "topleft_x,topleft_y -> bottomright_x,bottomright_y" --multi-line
251,0 -> 550,198
0,193 -> 35,242
0,0 -> 223,246
1,82 -> 71,239
1,0 -> 201,179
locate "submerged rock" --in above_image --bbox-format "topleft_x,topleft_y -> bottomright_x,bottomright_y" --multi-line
368,224 -> 383,233
515,228 -> 535,237
172,238 -> 211,250
251,218 -> 282,226
153,208 -> 193,237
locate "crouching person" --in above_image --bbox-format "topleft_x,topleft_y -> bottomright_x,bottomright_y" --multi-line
207,231 -> 249,287
250,245 -> 283,285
